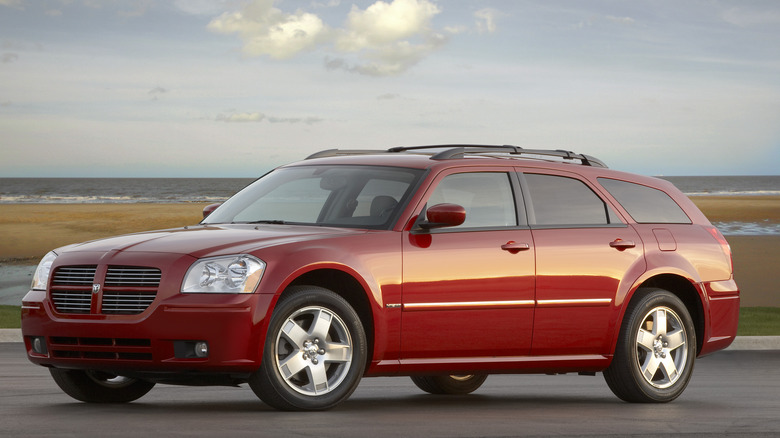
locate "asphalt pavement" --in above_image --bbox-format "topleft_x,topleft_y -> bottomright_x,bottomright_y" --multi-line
1,343 -> 779,437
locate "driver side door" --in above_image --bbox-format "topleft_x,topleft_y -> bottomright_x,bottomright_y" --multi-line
400,168 -> 535,367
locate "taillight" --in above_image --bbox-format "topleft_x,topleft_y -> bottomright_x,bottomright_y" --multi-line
705,225 -> 733,273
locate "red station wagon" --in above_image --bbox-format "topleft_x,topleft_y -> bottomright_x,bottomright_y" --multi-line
21,145 -> 740,410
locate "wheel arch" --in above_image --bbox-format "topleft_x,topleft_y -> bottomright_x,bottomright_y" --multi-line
624,273 -> 705,356
285,268 -> 375,371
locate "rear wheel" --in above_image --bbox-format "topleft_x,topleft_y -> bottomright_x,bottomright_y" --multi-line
604,288 -> 696,403
411,374 -> 488,395
49,369 -> 155,403
249,286 -> 367,411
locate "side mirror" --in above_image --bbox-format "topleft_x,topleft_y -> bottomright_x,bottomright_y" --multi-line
419,203 -> 466,230
202,203 -> 222,219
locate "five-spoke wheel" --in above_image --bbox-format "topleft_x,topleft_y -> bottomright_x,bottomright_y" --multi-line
249,286 -> 367,410
604,288 -> 696,402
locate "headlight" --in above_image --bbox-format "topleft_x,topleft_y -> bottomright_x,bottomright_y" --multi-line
181,255 -> 265,294
31,251 -> 58,291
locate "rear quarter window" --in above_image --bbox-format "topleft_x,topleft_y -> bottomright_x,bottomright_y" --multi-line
598,178 -> 691,224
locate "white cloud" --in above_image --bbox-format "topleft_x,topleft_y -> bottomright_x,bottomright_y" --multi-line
216,112 -> 266,122
336,0 -> 440,50
207,0 -> 446,75
605,15 -> 635,25
474,8 -> 500,34
207,0 -> 329,59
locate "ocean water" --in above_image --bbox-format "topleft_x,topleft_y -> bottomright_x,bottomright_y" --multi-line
0,178 -> 255,204
1,175 -> 778,235
659,175 -> 780,196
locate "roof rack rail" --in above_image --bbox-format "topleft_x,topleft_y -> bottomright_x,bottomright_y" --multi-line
305,144 -> 607,168
305,149 -> 386,160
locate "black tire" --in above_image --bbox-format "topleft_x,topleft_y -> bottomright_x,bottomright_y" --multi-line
249,286 -> 367,411
49,368 -> 155,403
604,288 -> 697,403
411,374 -> 488,395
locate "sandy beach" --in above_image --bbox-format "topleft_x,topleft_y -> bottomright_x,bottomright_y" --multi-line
0,197 -> 777,306
0,203 -> 210,262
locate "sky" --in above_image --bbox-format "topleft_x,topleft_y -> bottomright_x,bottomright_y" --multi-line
1,0 -> 779,177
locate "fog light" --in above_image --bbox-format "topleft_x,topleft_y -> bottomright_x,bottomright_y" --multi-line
194,341 -> 209,358
31,337 -> 48,355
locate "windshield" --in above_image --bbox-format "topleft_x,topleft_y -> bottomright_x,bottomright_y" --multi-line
202,165 -> 424,229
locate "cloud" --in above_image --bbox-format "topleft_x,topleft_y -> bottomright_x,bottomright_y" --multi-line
208,0 -> 447,76
605,15 -> 635,25
325,30 -> 446,76
207,0 -> 329,59
216,111 -> 323,124
268,116 -> 323,125
2,53 -> 19,63
216,112 -> 266,122
474,8 -> 501,34
336,0 -> 440,50
0,0 -> 23,9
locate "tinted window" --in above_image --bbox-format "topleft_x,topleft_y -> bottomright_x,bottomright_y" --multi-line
524,173 -> 621,226
427,172 -> 519,228
598,178 -> 691,224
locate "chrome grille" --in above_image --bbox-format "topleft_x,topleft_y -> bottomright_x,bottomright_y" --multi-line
51,290 -> 92,314
102,291 -> 157,315
105,266 -> 161,287
102,266 -> 160,315
52,266 -> 97,286
49,265 -> 160,315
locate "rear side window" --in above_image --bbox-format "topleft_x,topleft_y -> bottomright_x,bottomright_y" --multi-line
524,173 -> 621,226
598,178 -> 691,224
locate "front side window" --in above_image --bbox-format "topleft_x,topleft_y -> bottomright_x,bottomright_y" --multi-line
598,178 -> 691,224
524,173 -> 621,226
426,172 -> 519,229
203,165 -> 423,229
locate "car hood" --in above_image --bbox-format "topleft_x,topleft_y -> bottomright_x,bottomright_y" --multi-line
57,224 -> 367,259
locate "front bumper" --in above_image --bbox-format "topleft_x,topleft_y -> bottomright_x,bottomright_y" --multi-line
21,289 -> 274,375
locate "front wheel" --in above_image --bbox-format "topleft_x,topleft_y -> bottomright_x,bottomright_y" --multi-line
604,288 -> 696,403
411,374 -> 488,395
49,369 -> 155,403
249,286 -> 367,411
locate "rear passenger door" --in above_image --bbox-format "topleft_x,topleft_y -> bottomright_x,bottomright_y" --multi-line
520,171 -> 646,356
